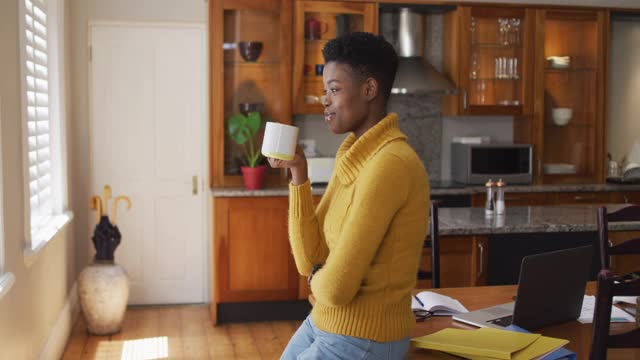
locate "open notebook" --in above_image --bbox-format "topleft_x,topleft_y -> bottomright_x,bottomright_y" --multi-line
412,291 -> 469,316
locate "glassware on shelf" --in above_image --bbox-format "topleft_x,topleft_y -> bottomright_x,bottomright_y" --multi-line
509,58 -> 519,79
510,18 -> 521,45
476,80 -> 487,104
497,18 -> 521,46
494,57 -> 519,79
497,18 -> 511,45
470,51 -> 479,79
470,16 -> 477,44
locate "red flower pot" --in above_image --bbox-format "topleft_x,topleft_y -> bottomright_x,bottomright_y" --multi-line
241,165 -> 266,190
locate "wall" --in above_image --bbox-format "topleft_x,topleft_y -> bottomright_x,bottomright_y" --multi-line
0,0 -> 77,359
607,16 -> 640,163
68,0 -> 207,277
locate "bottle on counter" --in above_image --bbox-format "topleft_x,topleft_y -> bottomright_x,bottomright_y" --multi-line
496,179 -> 506,215
485,179 -> 496,216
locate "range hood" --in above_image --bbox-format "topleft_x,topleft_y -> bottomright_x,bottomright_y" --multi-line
380,8 -> 457,95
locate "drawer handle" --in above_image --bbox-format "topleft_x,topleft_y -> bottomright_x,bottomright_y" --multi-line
574,196 -> 596,201
477,243 -> 484,278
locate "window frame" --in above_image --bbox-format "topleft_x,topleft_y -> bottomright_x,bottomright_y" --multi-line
18,0 -> 72,263
0,100 -> 16,300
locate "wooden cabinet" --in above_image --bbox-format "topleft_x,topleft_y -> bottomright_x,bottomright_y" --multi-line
292,1 -> 377,114
444,7 -> 608,184
417,235 -> 488,288
531,9 -> 608,184
553,191 -> 623,205
210,0 -> 292,187
443,6 -> 535,116
212,197 -> 298,311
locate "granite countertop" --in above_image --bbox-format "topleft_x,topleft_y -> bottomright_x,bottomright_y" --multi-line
211,183 -> 640,197
438,204 -> 640,236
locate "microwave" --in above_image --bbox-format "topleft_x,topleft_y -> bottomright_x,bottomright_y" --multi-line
451,143 -> 533,185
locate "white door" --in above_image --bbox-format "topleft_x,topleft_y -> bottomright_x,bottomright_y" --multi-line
89,23 -> 207,304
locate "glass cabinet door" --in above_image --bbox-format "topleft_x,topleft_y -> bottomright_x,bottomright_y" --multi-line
538,10 -> 605,184
459,7 -> 533,115
211,0 -> 292,187
292,1 -> 376,115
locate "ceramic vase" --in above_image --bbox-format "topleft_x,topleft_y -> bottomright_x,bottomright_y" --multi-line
78,261 -> 129,335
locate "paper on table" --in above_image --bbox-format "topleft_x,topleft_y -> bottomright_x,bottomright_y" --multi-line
411,328 -> 540,360
413,291 -> 469,315
613,296 -> 638,305
445,328 -> 569,360
578,295 -> 635,323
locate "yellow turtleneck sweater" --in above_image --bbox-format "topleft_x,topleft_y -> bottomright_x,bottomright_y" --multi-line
288,113 -> 430,342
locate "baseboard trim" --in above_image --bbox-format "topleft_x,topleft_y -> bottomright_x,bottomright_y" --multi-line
39,281 -> 80,360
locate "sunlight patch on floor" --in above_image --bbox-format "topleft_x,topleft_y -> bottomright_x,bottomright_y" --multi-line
120,336 -> 169,360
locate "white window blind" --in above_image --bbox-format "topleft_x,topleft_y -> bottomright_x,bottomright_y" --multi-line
24,0 -> 54,244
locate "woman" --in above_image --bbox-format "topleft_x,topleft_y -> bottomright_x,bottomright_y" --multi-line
270,32 -> 430,360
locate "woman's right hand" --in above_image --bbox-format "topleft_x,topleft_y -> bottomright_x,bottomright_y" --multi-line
267,146 -> 309,185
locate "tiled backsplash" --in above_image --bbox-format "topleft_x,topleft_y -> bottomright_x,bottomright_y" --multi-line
389,94 -> 443,180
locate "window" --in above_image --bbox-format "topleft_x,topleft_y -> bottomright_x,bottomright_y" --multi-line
20,0 -> 71,254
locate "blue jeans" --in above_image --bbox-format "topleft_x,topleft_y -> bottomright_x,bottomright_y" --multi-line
281,315 -> 410,360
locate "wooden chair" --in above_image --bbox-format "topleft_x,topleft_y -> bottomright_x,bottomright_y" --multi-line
417,201 -> 441,288
589,269 -> 640,359
596,205 -> 640,270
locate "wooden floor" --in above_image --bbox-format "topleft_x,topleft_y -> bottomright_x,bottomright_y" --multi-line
62,305 -> 301,360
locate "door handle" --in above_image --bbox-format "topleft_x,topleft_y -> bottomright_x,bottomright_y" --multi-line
462,88 -> 468,110
573,195 -> 596,201
477,242 -> 484,278
192,175 -> 198,195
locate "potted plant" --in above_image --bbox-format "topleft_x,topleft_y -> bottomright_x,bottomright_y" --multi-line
227,110 -> 266,190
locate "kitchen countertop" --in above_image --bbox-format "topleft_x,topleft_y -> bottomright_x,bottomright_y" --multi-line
438,204 -> 640,236
211,182 -> 640,197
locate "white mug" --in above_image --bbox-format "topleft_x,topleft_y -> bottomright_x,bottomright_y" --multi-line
261,122 -> 299,161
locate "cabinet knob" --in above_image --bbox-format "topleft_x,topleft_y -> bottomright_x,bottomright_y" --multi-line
193,175 -> 198,195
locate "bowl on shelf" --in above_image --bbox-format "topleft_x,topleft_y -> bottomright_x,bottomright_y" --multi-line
551,107 -> 572,126
546,56 -> 571,69
238,102 -> 263,116
238,41 -> 263,62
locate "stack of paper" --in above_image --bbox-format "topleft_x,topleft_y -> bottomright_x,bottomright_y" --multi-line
578,295 -> 636,323
412,327 -> 569,360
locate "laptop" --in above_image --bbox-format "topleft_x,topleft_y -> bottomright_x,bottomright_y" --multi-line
453,245 -> 593,331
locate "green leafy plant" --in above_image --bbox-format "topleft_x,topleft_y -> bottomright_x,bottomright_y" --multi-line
227,111 -> 264,168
